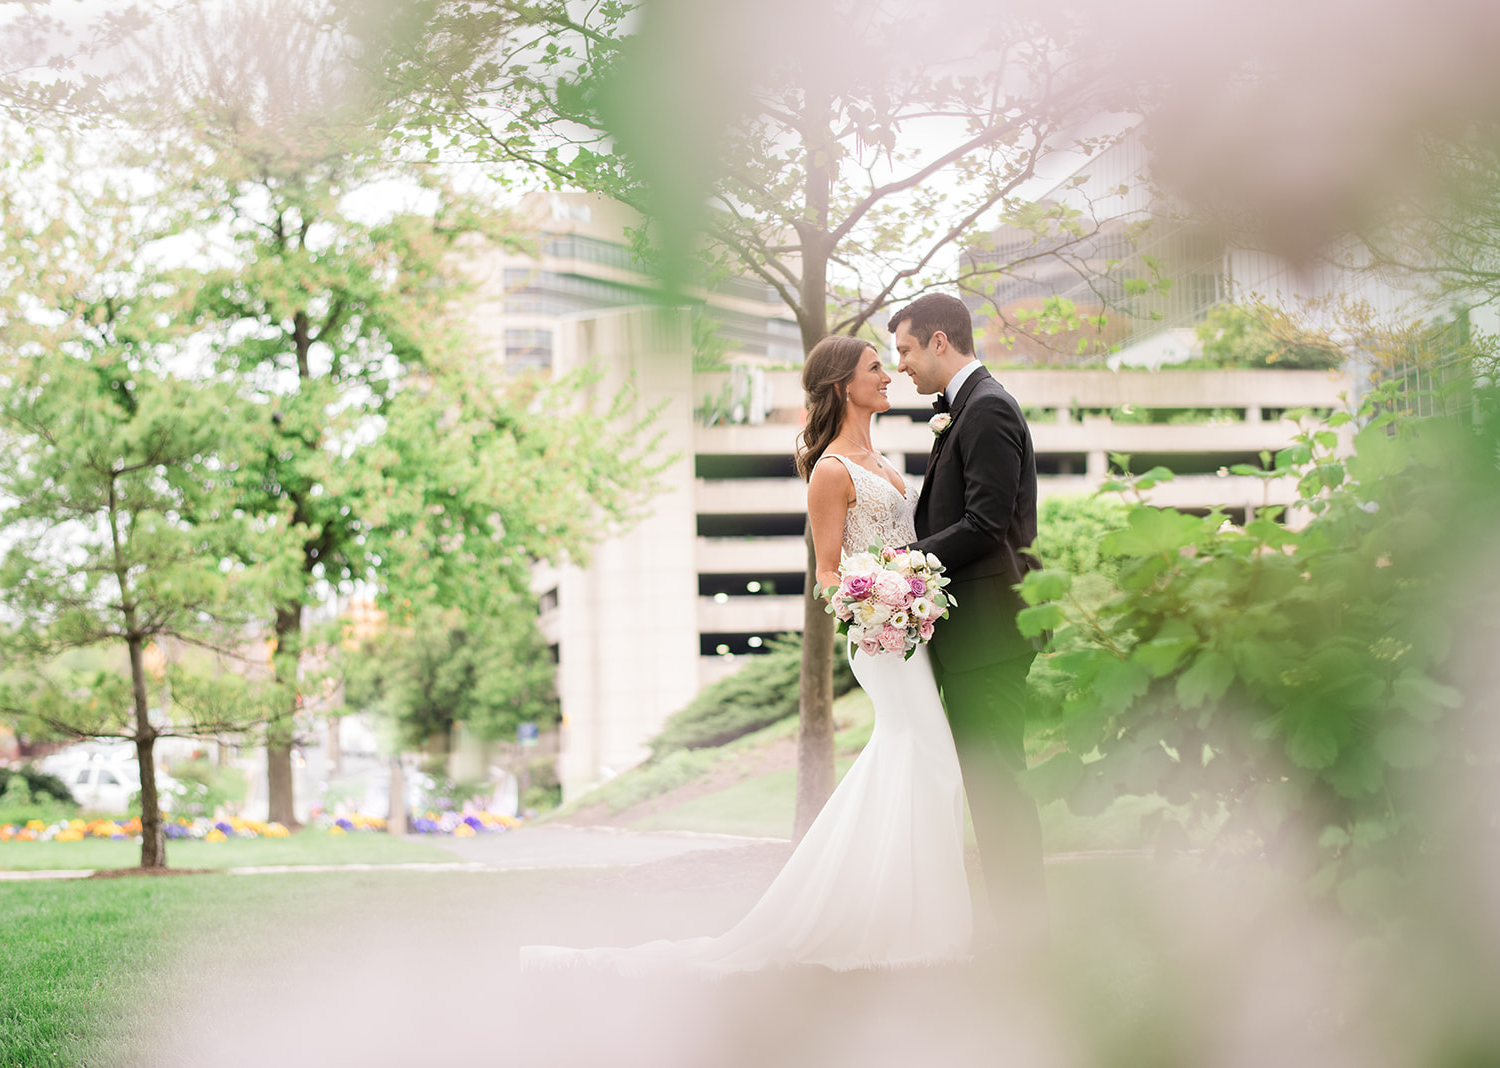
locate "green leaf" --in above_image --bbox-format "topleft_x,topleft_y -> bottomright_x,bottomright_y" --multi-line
1016,603 -> 1065,638
1092,657 -> 1150,714
1176,650 -> 1234,708
1391,671 -> 1461,723
1286,716 -> 1340,769
1103,507 -> 1206,557
1018,568 -> 1072,605
1133,634 -> 1197,678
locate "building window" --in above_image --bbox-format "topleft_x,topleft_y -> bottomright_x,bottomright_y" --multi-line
505,328 -> 553,372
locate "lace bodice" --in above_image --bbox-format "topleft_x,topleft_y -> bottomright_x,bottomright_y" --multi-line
820,453 -> 917,557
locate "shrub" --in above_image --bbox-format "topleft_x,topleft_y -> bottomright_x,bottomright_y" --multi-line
1031,495 -> 1129,580
0,768 -> 77,825
650,634 -> 856,758
1017,377 -> 1498,919
0,765 -> 74,806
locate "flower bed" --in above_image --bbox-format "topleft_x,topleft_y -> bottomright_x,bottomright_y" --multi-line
0,816 -> 290,843
407,811 -> 521,837
1,811 -> 523,842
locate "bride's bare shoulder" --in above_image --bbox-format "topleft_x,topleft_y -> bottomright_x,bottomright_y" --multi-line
808,452 -> 855,502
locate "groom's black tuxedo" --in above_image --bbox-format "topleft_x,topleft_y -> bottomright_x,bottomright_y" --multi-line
911,364 -> 1046,935
913,366 -> 1039,670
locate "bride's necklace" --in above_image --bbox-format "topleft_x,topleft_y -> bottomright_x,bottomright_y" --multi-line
832,436 -> 884,466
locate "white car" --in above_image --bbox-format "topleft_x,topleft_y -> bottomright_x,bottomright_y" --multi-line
66,760 -> 182,814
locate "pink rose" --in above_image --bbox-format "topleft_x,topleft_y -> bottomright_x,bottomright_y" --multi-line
874,570 -> 910,607
908,575 -> 927,598
879,626 -> 906,653
919,620 -> 935,642
842,573 -> 876,599
859,634 -> 882,656
834,600 -> 854,621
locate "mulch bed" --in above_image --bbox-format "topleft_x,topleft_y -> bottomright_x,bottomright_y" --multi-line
88,867 -> 220,879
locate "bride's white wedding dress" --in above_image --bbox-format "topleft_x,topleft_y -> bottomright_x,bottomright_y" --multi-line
520,453 -> 971,974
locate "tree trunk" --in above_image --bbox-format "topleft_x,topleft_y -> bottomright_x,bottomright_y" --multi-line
388,756 -> 407,834
127,636 -> 166,869
267,603 -> 301,828
794,523 -> 837,841
792,99 -> 839,838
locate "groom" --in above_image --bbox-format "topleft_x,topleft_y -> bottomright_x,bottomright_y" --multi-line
891,293 -> 1045,936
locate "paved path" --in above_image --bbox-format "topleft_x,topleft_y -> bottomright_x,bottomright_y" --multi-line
0,824 -> 787,881
418,822 -> 786,870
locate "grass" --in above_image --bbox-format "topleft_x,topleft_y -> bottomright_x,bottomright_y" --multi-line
0,831 -> 463,873
546,688 -> 877,825
0,868 -> 566,1067
0,852 -> 1181,1068
631,760 -> 857,837
0,874 -> 250,1067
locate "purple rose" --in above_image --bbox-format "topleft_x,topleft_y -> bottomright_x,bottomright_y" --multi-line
908,576 -> 927,598
843,573 -> 876,598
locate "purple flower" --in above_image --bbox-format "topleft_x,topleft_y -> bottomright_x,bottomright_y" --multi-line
842,573 -> 876,598
464,815 -> 484,830
908,576 -> 927,598
335,818 -> 354,831
215,821 -> 234,835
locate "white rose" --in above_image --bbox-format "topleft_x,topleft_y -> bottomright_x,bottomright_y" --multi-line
842,552 -> 882,575
925,551 -> 943,571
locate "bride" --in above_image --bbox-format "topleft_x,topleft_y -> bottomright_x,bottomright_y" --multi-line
520,335 -> 971,974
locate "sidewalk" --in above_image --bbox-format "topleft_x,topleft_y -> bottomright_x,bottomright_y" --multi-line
0,823 -> 786,881
418,822 -> 785,871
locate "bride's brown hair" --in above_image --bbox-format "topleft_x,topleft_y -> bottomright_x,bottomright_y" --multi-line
795,335 -> 877,481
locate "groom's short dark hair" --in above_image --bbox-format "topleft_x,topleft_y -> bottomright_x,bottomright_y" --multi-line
887,294 -> 975,356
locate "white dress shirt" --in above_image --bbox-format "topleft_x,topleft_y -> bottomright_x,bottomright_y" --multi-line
943,359 -> 983,409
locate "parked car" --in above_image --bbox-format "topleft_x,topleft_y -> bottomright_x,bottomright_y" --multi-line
60,756 -> 183,814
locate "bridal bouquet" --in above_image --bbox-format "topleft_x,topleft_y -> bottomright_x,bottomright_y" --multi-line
824,546 -> 955,659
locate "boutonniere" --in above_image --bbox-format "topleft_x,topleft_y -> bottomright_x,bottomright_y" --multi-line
929,412 -> 952,436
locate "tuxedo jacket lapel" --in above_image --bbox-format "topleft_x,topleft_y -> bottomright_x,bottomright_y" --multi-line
916,367 -> 992,527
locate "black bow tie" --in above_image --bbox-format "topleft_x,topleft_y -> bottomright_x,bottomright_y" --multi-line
932,395 -> 950,414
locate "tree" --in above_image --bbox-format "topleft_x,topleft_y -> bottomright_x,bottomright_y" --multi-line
0,1 -> 152,120
341,595 -> 559,762
110,0 -> 665,824
346,0 -> 1120,835
1197,301 -> 1345,370
0,158 -> 287,864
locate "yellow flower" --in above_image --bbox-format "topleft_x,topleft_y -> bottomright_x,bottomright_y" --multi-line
25,820 -> 44,832
204,829 -> 227,843
328,825 -> 347,836
452,824 -> 476,837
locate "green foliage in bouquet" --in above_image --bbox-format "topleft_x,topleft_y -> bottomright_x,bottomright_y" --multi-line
1017,376 -> 1500,920
650,635 -> 856,758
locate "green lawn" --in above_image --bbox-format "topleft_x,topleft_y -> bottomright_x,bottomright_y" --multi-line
0,831 -> 463,872
0,855 -> 1182,1068
630,760 -> 857,837
0,868 -> 553,1067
